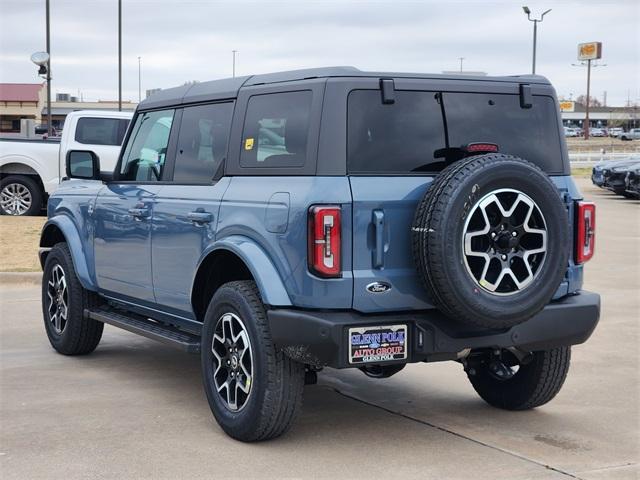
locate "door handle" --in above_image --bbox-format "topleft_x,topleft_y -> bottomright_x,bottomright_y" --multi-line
372,209 -> 385,268
187,210 -> 213,224
128,207 -> 150,219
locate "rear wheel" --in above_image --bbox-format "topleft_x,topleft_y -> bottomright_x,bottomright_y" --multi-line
201,280 -> 304,442
467,347 -> 571,410
41,243 -> 104,354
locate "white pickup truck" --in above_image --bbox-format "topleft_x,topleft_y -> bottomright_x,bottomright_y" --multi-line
0,110 -> 132,215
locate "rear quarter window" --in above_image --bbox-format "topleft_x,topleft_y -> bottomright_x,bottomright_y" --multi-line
240,91 -> 312,168
75,117 -> 130,146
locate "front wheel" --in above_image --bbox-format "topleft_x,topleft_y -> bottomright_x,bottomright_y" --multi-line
41,243 -> 104,354
467,347 -> 571,410
201,280 -> 304,442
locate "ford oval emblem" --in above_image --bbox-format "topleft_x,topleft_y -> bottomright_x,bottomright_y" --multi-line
366,282 -> 392,293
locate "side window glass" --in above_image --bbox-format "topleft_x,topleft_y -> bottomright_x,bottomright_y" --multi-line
173,103 -> 233,183
75,117 -> 130,146
240,91 -> 312,168
119,109 -> 174,182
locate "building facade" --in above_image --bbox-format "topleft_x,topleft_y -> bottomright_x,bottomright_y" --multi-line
560,101 -> 639,130
0,83 -> 47,132
0,83 -> 137,134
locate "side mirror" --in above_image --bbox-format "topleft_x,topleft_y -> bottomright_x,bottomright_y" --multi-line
66,150 -> 101,180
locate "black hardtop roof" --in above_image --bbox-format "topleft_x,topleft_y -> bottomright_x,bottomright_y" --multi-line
139,66 -> 550,110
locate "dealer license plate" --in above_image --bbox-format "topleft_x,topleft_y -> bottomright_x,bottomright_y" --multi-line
348,324 -> 408,364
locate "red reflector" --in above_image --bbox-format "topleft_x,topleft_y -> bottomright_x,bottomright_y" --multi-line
308,206 -> 342,278
576,201 -> 596,264
464,143 -> 499,153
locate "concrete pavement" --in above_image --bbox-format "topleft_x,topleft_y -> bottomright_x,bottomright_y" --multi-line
1,178 -> 638,479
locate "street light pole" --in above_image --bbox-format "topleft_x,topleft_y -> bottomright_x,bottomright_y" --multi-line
459,57 -> 464,73
45,0 -> 52,136
118,0 -> 122,111
138,56 -> 141,102
532,18 -> 537,74
232,50 -> 237,78
522,7 -> 551,75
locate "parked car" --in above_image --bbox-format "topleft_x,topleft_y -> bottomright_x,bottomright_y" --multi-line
564,126 -> 579,137
39,67 -> 600,442
602,159 -> 640,196
624,165 -> 640,198
589,127 -> 607,137
620,128 -> 640,141
0,110 -> 132,215
608,127 -> 624,137
591,158 -> 637,187
34,124 -> 59,136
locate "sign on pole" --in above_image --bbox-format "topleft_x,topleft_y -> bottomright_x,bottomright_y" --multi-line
578,42 -> 602,61
559,101 -> 575,112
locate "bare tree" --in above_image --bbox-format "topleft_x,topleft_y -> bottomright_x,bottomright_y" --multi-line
575,95 -> 602,107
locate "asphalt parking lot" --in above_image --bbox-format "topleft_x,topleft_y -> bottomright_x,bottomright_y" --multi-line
0,178 -> 638,479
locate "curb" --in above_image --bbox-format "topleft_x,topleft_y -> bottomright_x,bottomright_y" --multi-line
0,272 -> 42,285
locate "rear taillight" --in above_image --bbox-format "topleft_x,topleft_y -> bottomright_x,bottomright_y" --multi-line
576,201 -> 596,264
308,205 -> 341,278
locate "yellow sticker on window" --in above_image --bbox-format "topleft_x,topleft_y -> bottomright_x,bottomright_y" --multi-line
244,138 -> 254,150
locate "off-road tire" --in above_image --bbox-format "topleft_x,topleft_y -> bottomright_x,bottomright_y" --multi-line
0,175 -> 42,216
41,242 -> 104,354
201,280 -> 304,442
412,154 -> 570,329
468,347 -> 571,410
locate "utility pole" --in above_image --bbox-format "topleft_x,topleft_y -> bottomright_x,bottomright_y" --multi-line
138,56 -> 141,102
118,0 -> 122,111
45,0 -> 52,136
458,57 -> 464,73
522,7 -> 551,75
232,50 -> 237,78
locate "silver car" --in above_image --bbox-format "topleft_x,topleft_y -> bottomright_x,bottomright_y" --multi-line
620,128 -> 640,141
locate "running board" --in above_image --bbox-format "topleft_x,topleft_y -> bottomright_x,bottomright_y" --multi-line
86,307 -> 201,353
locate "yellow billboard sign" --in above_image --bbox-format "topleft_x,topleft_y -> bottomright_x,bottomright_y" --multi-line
559,101 -> 575,112
578,42 -> 602,61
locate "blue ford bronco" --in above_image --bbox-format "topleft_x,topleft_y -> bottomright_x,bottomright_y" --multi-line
39,67 -> 600,441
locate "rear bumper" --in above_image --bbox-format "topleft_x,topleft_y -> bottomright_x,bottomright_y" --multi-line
268,291 -> 600,369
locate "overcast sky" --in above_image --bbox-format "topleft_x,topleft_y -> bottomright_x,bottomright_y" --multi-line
1,0 -> 638,105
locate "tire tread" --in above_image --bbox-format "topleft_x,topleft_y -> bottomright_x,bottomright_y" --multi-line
203,280 -> 304,442
469,347 -> 571,410
42,242 -> 103,355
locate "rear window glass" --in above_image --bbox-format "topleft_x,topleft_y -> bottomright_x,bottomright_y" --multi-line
348,90 -> 445,173
75,117 -> 130,146
444,93 -> 561,172
240,91 -> 312,168
347,90 -> 562,174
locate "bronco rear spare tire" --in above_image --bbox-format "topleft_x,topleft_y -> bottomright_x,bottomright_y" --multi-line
412,154 -> 570,329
